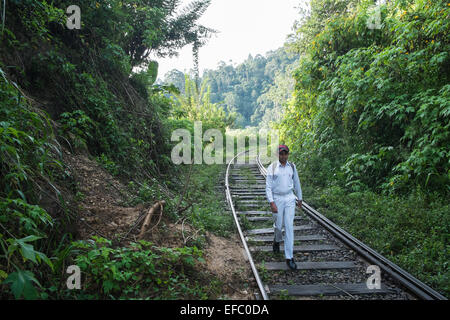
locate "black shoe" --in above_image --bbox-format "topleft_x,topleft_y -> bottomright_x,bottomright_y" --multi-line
273,241 -> 280,253
286,259 -> 297,270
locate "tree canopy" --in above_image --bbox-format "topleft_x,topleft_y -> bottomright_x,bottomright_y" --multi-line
278,0 -> 449,195
164,47 -> 299,127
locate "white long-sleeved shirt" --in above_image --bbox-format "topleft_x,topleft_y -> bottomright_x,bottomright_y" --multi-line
265,160 -> 302,203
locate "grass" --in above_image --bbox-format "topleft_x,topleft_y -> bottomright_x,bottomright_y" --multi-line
303,183 -> 449,298
185,164 -> 235,239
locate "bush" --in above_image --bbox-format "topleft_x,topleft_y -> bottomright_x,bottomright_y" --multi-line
64,237 -> 214,299
305,184 -> 449,297
0,69 -> 65,299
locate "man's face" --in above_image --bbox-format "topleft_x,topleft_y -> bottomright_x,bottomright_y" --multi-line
279,151 -> 289,163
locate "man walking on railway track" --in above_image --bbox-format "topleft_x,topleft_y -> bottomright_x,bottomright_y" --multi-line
265,145 -> 303,270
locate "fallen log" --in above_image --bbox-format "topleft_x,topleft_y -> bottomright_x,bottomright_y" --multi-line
138,200 -> 165,239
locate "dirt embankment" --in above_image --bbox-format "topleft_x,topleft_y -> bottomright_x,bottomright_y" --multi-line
63,149 -> 256,299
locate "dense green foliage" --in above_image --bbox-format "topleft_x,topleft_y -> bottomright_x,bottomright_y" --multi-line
65,237 -> 216,299
279,0 -> 449,195
0,0 -> 229,299
0,69 -> 67,299
164,47 -> 299,127
1,0 -> 215,179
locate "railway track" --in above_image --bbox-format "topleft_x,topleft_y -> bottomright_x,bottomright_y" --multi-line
225,151 -> 447,300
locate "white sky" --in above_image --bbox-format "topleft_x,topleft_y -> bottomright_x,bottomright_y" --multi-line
155,0 -> 304,79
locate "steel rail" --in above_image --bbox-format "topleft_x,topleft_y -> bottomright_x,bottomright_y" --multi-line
256,155 -> 447,300
225,150 -> 269,300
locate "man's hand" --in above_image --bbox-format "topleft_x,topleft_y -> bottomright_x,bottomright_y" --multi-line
296,200 -> 303,209
270,202 -> 278,213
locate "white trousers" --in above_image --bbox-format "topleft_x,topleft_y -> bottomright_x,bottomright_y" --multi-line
272,193 -> 296,260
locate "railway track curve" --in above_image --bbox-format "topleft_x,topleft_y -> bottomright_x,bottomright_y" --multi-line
225,151 -> 447,300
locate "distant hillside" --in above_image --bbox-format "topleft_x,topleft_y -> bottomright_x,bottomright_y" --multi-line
163,47 -> 299,127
